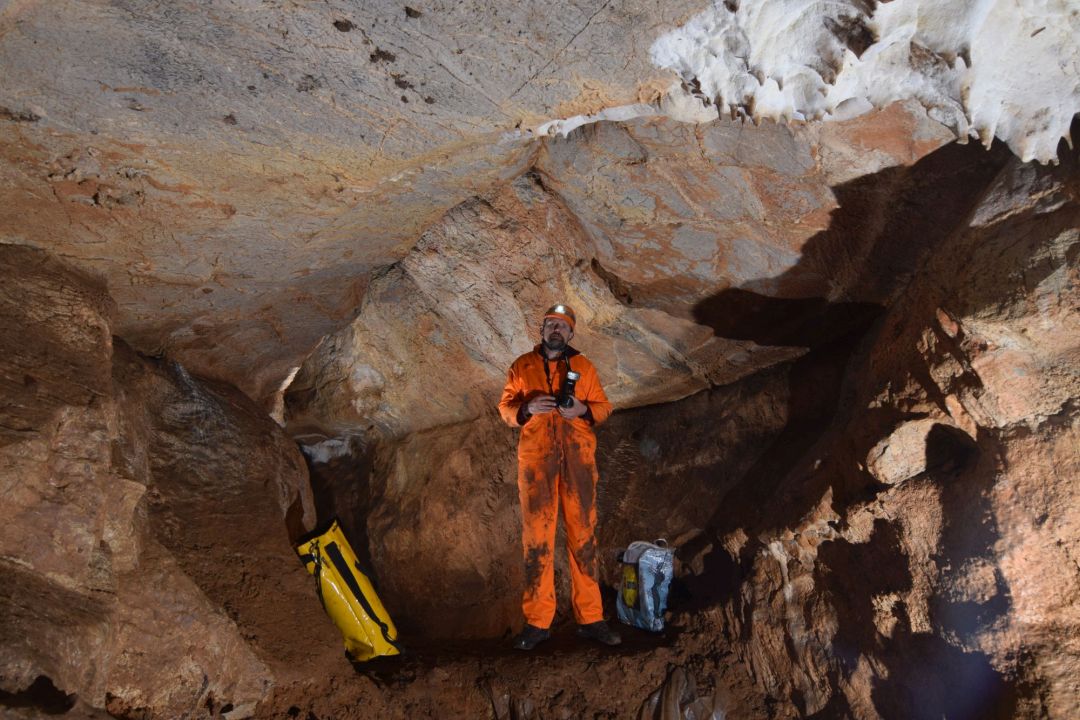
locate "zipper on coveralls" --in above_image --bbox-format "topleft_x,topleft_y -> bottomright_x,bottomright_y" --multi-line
542,353 -> 570,470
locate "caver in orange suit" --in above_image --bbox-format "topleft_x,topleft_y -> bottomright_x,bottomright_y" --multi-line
498,337 -> 612,628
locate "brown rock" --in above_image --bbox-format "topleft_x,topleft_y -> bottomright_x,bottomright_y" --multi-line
865,417 -> 955,486
706,143 -> 1080,718
367,412 -> 522,639
0,245 -> 328,717
0,0 -> 710,404
283,172 -> 804,447
1,5 -> 1077,716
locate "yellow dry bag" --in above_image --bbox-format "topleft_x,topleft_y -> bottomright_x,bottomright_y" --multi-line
295,520 -> 401,661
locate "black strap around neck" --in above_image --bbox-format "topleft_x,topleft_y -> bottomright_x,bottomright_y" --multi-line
541,350 -> 571,396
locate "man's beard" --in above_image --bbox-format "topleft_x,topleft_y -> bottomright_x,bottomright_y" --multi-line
542,334 -> 567,353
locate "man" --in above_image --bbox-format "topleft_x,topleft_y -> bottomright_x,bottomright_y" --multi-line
498,304 -> 622,650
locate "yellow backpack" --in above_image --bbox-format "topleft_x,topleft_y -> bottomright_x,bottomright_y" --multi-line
296,520 -> 401,661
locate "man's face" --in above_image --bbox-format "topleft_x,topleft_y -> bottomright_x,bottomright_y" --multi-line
542,317 -> 573,351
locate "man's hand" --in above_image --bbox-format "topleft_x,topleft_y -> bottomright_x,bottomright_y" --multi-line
558,396 -> 587,419
526,395 -> 558,415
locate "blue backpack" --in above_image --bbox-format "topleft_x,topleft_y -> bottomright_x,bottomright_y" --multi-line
616,539 -> 675,632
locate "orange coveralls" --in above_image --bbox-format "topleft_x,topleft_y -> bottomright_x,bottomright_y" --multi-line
498,345 -> 612,628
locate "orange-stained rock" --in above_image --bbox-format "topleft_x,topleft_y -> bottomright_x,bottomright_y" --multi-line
706,144 -> 1080,719
0,0 -> 711,405
0,245 -> 326,718
535,116 -> 836,309
283,172 -> 805,446
1,4 -> 1077,714
865,417 -> 944,485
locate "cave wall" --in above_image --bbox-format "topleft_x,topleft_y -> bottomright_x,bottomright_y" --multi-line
1,129 -> 1075,719
286,115 -> 1010,637
701,148 -> 1080,718
283,112 -> 970,647
301,364 -> 794,640
284,107 -> 958,448
283,160 -> 810,446
0,2 -> 1076,718
0,246 -> 327,718
291,132 -> 1078,720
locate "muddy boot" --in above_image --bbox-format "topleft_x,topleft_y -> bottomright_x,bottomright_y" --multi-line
576,620 -> 622,646
511,624 -> 551,650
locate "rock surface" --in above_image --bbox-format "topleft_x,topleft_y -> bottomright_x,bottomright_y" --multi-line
698,142 -> 1080,718
0,0 -> 965,407
0,245 -> 325,718
283,168 -> 805,445
0,0 -> 707,404
865,417 -> 943,486
283,135 -> 1078,719
1,3 -> 1078,718
284,104 -> 966,450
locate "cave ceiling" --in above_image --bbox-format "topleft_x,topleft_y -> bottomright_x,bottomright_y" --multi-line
1,0 -> 1076,411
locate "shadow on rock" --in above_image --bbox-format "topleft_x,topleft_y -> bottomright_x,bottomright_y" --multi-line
301,439 -> 379,577
681,137 -> 1013,609
694,290 -> 881,349
872,628 -> 1017,720
819,518 -> 913,672
0,676 -> 77,715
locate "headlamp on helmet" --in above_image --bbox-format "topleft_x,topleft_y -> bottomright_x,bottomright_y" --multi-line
542,304 -> 576,331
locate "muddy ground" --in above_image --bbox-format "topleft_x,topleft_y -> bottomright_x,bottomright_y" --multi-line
255,595 -> 763,720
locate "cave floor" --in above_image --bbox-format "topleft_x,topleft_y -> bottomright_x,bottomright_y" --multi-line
255,612 -> 763,719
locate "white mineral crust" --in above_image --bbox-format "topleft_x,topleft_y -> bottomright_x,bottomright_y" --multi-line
651,0 -> 1080,163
